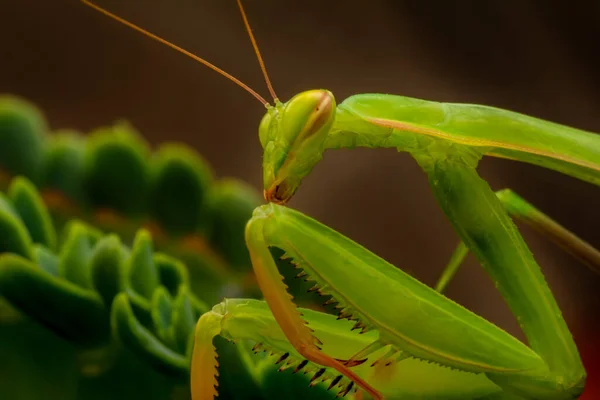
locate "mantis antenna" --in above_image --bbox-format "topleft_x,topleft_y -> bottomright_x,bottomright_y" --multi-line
80,0 -> 278,107
234,0 -> 278,102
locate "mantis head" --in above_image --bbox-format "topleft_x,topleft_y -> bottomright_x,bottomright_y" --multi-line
259,89 -> 337,204
82,0 -> 336,204
80,1 -> 336,205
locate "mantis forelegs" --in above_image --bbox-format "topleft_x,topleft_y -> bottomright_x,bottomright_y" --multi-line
191,298 -> 507,400
245,210 -> 384,400
434,189 -> 600,293
244,204 -> 555,400
242,171 -> 589,399
240,150 -> 590,400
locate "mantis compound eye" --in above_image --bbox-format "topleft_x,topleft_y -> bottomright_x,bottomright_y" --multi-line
280,89 -> 336,146
258,111 -> 272,148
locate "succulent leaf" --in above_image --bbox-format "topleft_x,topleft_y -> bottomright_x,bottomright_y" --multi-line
149,143 -> 213,234
0,95 -> 47,182
111,293 -> 189,379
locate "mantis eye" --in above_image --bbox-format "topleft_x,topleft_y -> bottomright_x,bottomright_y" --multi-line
258,111 -> 271,148
280,90 -> 336,148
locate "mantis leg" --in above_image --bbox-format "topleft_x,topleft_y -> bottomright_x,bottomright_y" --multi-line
191,298 -> 506,400
245,210 -> 384,400
245,203 -> 572,400
433,241 -> 468,293
434,189 -> 600,293
412,149 -> 585,398
496,189 -> 600,272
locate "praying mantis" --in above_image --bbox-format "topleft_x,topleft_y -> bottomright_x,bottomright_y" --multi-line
81,1 -> 600,399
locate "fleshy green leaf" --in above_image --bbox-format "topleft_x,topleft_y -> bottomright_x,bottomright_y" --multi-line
33,244 -> 59,276
207,178 -> 261,270
89,234 -> 125,306
149,144 -> 213,234
61,218 -> 103,247
120,230 -> 160,331
8,176 -> 57,250
111,293 -> 189,378
40,131 -> 86,203
83,121 -> 150,216
0,193 -> 34,260
154,252 -> 189,298
58,221 -> 93,289
0,253 -> 109,346
126,229 -> 160,300
0,95 -> 47,182
171,286 -> 196,354
150,286 -> 174,346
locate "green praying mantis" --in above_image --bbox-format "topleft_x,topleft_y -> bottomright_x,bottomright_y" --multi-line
81,1 -> 600,399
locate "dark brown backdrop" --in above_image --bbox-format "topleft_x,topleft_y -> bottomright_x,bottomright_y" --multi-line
2,0 -> 599,366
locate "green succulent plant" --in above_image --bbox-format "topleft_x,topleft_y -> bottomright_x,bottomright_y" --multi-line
0,95 -> 335,400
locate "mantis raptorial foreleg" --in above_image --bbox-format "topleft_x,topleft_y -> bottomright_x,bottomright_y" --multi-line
243,201 -> 585,400
245,208 -> 383,400
434,188 -> 600,293
190,184 -> 597,400
191,298 -> 507,400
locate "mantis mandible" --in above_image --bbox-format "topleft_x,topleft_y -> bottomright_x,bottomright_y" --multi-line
81,1 -> 600,399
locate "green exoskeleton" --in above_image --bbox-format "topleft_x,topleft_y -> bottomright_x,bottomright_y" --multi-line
81,1 -> 600,399
238,90 -> 598,400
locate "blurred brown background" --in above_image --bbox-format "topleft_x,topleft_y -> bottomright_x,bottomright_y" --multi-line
2,0 -> 600,387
